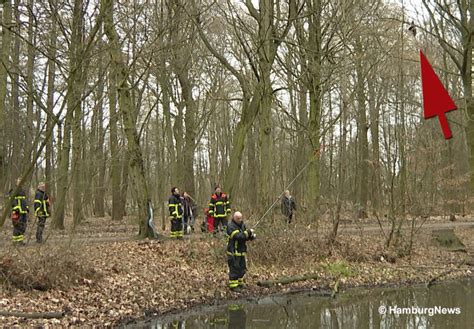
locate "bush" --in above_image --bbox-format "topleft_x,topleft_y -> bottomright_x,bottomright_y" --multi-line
251,226 -> 328,266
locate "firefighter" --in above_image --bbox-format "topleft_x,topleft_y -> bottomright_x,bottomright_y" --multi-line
227,211 -> 255,290
33,182 -> 50,243
168,187 -> 184,239
209,185 -> 231,234
10,177 -> 29,245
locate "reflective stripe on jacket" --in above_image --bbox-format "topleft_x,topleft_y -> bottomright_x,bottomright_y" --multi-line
34,189 -> 50,217
209,193 -> 231,218
226,220 -> 250,256
168,194 -> 183,219
11,190 -> 28,214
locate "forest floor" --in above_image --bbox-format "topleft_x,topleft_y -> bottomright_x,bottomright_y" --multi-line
0,215 -> 473,327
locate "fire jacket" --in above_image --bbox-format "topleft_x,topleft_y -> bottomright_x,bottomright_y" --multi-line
226,220 -> 253,257
34,189 -> 50,217
168,194 -> 183,219
209,193 -> 231,218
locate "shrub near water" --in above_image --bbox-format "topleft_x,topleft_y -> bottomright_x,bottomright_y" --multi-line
0,245 -> 98,291
251,226 -> 328,266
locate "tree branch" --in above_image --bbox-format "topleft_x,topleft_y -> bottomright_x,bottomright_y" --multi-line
245,0 -> 260,21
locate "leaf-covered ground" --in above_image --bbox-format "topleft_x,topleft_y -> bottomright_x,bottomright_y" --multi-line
0,218 -> 473,327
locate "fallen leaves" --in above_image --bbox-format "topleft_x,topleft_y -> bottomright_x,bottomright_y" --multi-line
0,222 -> 472,327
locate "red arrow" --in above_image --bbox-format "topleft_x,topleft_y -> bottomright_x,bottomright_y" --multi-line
420,50 -> 457,139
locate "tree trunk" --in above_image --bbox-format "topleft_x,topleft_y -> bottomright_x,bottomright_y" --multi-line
172,103 -> 185,188
109,61 -> 123,221
368,78 -> 381,215
223,93 -> 260,197
355,37 -> 369,219
256,0 -> 275,209
306,0 -> 323,220
52,114 -> 72,230
158,48 -> 175,193
45,3 -> 57,198
176,68 -> 197,196
328,75 -> 349,244
71,0 -> 85,227
246,126 -> 258,210
93,45 -> 106,217
0,0 -> 12,191
10,0 -> 21,181
102,0 -> 154,238
25,0 -> 36,167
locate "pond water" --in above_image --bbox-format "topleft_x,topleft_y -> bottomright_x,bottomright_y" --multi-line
129,278 -> 473,328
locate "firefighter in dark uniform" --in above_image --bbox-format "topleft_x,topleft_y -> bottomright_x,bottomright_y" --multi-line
34,182 -> 50,243
10,177 -> 29,245
209,185 -> 231,234
168,187 -> 184,239
227,211 -> 255,290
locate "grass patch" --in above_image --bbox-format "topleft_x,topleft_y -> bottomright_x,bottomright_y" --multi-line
322,261 -> 355,278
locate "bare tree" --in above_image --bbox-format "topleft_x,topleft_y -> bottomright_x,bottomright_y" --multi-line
101,0 -> 154,238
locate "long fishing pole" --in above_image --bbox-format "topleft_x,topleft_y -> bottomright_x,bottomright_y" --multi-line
253,157 -> 314,229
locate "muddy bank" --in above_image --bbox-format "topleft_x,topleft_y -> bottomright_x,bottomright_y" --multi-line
0,223 -> 473,327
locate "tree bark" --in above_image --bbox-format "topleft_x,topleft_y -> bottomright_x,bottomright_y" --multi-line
92,44 -> 106,217
52,113 -> 72,230
102,0 -> 154,238
306,0 -> 322,220
175,65 -> 197,196
71,0 -> 85,227
109,61 -> 123,221
10,0 -> 21,181
0,0 -> 12,191
25,0 -> 36,167
256,0 -> 276,209
368,77 -> 381,215
45,3 -> 57,198
355,37 -> 368,219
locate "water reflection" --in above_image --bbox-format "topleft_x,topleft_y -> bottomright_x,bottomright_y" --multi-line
137,278 -> 473,329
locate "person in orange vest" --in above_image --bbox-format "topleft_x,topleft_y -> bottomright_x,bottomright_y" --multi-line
208,185 -> 231,235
